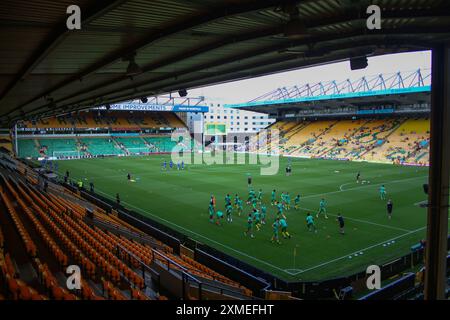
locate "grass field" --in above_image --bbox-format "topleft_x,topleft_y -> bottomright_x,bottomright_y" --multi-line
54,154 -> 439,281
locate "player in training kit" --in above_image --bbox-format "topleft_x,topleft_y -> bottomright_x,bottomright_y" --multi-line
225,194 -> 231,207
252,197 -> 258,210
379,185 -> 386,200
210,194 -> 216,209
276,201 -> 284,217
261,204 -> 267,225
247,189 -> 255,204
317,198 -> 328,219
271,218 -> 281,244
208,203 -> 215,223
336,213 -> 345,234
226,204 -> 233,223
279,217 -> 291,239
386,199 -> 393,219
244,213 -> 254,238
216,211 -> 223,226
294,194 -> 300,210
285,192 -> 291,210
257,189 -> 263,204
234,194 -> 239,208
253,209 -> 261,231
271,189 -> 276,206
237,198 -> 243,216
306,213 -> 317,233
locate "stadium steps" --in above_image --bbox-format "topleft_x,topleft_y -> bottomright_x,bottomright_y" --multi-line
85,217 -> 167,251
318,119 -> 371,158
356,118 -> 405,160
288,120 -> 339,156
111,136 -> 129,154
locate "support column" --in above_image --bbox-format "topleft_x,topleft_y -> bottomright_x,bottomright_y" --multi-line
425,44 -> 450,300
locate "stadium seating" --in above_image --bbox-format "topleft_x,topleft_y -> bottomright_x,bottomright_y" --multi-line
80,138 -> 124,156
0,157 -> 253,300
19,111 -> 185,130
258,118 -> 429,165
281,120 -> 337,156
17,135 -> 178,159
367,118 -> 430,164
0,134 -> 12,154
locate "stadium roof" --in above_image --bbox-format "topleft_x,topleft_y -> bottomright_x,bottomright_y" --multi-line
225,69 -> 432,113
1,0 -> 450,126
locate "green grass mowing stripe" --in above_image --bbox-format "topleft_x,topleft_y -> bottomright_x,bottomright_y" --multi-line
301,175 -> 428,199
55,156 -> 433,280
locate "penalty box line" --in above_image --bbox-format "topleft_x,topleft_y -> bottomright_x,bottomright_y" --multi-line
302,175 -> 428,200
296,225 -> 427,275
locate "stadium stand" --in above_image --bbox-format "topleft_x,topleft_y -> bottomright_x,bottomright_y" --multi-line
17,136 -> 178,159
0,152 -> 254,300
366,118 -> 430,165
257,118 -> 429,165
19,111 -> 185,130
0,134 -> 12,154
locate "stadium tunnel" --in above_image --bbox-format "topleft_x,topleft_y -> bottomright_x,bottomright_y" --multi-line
0,0 -> 449,299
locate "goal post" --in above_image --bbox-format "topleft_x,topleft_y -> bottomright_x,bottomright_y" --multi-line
126,147 -> 151,155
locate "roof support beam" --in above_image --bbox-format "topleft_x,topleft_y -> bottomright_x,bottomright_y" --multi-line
29,37 -> 425,117
16,0 -> 301,110
50,29 -> 437,107
0,0 -> 128,102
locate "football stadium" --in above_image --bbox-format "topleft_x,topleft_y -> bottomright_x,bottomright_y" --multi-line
0,0 -> 449,305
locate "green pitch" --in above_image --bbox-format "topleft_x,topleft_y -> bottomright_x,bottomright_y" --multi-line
55,155 -> 436,281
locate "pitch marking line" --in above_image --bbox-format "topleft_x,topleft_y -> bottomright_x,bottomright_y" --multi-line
94,188 -> 290,274
72,173 -> 431,277
297,206 -> 413,233
284,269 -> 304,275
296,226 -> 427,275
303,175 -> 428,200
339,182 -> 354,191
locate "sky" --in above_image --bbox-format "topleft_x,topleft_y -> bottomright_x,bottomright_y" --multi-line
189,50 -> 431,105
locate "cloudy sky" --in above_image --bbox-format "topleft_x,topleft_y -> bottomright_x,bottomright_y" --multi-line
189,50 -> 431,105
